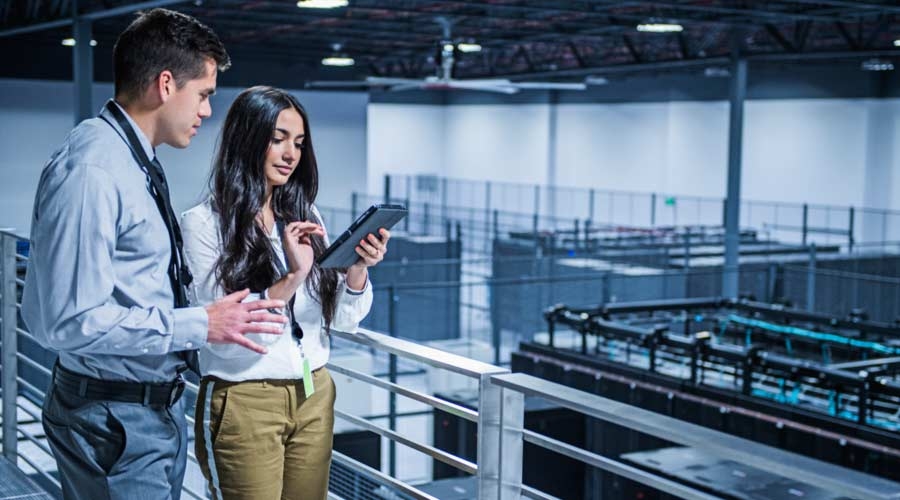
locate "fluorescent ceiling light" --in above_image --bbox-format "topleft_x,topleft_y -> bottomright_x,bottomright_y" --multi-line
322,56 -> 355,66
861,58 -> 894,71
584,76 -> 608,85
442,43 -> 455,52
704,67 -> 730,78
636,23 -> 683,33
61,38 -> 97,47
297,0 -> 348,8
894,39 -> 900,47
457,43 -> 482,53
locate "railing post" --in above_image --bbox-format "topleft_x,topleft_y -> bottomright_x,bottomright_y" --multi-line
683,229 -> 691,270
387,284 -> 398,477
588,188 -> 595,222
404,198 -> 411,232
573,218 -> 580,251
492,209 -> 499,240
351,191 -> 358,219
485,181 -> 492,237
441,176 -> 448,223
806,243 -> 817,312
2,233 -> 19,461
383,174 -> 391,204
478,372 -> 523,500
848,206 -> 855,252
802,203 -> 809,246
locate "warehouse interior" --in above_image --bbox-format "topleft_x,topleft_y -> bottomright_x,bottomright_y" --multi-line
1,1 -> 900,499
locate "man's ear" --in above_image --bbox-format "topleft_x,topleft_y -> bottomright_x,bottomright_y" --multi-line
156,70 -> 175,103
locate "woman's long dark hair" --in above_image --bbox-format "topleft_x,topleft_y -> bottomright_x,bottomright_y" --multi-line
211,85 -> 339,327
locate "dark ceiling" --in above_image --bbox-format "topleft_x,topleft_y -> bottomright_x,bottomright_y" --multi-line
1,0 -> 899,89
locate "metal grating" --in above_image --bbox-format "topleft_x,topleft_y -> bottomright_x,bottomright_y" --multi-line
329,459 -> 415,500
0,457 -> 54,500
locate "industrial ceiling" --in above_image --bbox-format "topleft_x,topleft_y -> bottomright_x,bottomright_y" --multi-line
0,0 -> 898,88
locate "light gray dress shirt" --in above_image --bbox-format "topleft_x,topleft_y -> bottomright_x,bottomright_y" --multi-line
22,101 -> 208,383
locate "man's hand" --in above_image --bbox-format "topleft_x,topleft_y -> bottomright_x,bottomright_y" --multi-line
205,289 -> 287,354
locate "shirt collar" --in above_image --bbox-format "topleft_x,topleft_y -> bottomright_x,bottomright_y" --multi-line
102,99 -> 156,161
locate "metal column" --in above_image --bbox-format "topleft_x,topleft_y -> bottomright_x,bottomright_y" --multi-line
1,235 -> 18,461
723,43 -> 747,299
73,3 -> 93,124
546,91 -> 559,220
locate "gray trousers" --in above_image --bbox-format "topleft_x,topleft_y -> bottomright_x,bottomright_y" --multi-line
42,381 -> 188,500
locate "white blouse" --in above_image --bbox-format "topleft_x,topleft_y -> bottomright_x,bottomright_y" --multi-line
180,199 -> 372,381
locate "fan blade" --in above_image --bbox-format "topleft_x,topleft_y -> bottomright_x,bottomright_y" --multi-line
366,76 -> 429,86
447,78 -> 514,87
437,80 -> 519,94
507,82 -> 588,91
388,84 -> 427,92
305,81 -> 374,89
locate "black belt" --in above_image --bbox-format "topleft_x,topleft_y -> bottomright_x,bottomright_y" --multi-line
53,363 -> 186,408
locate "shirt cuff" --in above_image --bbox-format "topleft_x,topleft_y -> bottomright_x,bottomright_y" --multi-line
172,306 -> 208,351
345,279 -> 369,296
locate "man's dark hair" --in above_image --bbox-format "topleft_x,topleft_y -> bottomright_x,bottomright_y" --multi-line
113,8 -> 230,101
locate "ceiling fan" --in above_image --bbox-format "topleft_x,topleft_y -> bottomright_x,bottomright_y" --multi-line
306,17 -> 587,94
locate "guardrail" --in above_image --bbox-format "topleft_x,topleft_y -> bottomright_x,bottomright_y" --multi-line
3,229 -> 900,500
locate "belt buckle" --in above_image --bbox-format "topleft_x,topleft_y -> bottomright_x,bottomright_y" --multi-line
168,375 -> 186,407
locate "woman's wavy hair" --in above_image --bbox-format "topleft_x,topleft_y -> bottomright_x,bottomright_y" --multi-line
211,85 -> 339,327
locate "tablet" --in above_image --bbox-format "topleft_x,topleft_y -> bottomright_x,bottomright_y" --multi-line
317,204 -> 408,268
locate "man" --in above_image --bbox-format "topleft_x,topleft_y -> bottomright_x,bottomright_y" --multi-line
22,8 -> 286,500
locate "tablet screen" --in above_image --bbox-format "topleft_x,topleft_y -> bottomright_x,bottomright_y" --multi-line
317,204 -> 408,269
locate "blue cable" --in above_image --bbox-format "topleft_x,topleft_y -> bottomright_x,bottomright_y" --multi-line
726,315 -> 900,355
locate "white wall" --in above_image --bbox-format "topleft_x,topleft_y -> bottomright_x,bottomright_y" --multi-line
444,104 -> 549,185
367,104 -> 445,197
865,100 -> 900,212
367,98 -> 900,217
0,79 -> 368,234
742,99 -> 867,208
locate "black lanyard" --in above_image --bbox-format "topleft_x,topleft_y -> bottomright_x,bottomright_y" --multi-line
99,100 -> 193,308
273,219 -> 304,341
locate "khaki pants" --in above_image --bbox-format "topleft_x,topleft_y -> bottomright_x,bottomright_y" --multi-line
195,368 -> 336,500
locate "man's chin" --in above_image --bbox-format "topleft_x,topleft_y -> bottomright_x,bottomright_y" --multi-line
168,137 -> 191,149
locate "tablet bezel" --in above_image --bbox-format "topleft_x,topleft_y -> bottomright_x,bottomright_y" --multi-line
316,203 -> 408,269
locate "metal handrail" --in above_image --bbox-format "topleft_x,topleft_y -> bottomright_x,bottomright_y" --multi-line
520,429 -> 719,500
5,226 -> 900,500
330,328 -> 506,379
326,362 -> 478,422
328,327 -> 522,499
334,408 -> 478,474
492,371 -> 900,500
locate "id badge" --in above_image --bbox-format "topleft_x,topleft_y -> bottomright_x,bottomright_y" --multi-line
302,357 -> 315,398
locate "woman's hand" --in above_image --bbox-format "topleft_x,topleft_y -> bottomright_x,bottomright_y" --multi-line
347,228 -> 390,291
353,228 -> 390,269
282,221 -> 325,280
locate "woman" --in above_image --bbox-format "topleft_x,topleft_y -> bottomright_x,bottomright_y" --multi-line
181,85 -> 389,500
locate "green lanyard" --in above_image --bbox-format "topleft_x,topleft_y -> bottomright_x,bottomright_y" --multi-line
273,220 -> 315,398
